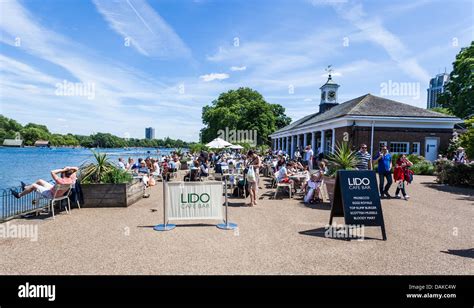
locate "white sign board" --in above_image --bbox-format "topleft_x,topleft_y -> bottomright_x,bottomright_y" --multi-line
165,182 -> 224,221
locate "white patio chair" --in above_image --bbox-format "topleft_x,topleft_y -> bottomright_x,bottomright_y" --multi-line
49,184 -> 73,219
274,176 -> 293,199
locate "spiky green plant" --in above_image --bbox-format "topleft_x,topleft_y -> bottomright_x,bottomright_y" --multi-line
327,142 -> 359,173
174,147 -> 183,157
79,151 -> 116,184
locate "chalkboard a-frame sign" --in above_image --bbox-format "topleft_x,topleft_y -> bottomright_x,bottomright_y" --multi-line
329,170 -> 387,240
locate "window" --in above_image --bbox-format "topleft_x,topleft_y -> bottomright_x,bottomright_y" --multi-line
411,142 -> 420,155
390,142 -> 409,154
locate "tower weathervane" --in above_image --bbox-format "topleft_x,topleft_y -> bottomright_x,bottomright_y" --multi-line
325,65 -> 333,78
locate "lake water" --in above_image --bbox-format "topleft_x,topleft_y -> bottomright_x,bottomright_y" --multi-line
0,147 -> 178,191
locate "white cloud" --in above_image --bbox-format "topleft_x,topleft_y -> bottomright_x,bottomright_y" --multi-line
326,2 -> 431,82
199,73 -> 230,82
230,66 -> 247,71
0,0 -> 206,140
92,0 -> 191,59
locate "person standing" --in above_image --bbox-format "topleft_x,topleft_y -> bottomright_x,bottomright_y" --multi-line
393,154 -> 413,200
355,144 -> 372,170
373,145 -> 393,198
294,147 -> 302,162
304,145 -> 314,170
453,147 -> 468,164
245,150 -> 261,207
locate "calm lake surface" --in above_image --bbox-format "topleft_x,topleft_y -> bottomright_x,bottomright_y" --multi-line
0,147 -> 178,191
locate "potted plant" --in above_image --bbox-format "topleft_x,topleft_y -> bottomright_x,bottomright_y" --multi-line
79,151 -> 143,207
325,141 -> 359,202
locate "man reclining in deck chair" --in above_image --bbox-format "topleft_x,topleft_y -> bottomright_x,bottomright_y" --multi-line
11,166 -> 78,199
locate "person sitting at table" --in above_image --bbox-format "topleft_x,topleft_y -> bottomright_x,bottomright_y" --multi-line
318,161 -> 329,175
299,165 -> 311,192
135,160 -> 152,187
126,157 -> 134,170
294,160 -> 305,171
304,172 -> 323,204
276,155 -> 286,171
200,159 -> 209,178
184,160 -> 200,181
277,162 -> 293,184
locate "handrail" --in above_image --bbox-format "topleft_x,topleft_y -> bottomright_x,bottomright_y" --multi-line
0,186 -> 49,223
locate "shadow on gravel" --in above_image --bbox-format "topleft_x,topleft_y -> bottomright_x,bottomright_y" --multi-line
137,223 -> 217,228
301,201 -> 331,211
299,227 -> 382,241
421,182 -> 474,202
440,248 -> 474,259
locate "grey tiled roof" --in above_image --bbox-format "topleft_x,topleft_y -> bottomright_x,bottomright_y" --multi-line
273,93 -> 457,134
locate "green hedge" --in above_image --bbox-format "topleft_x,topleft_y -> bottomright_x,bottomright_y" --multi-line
435,160 -> 474,187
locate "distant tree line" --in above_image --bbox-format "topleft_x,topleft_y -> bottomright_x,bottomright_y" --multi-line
0,115 -> 191,148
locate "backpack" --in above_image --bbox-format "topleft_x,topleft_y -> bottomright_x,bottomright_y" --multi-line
405,169 -> 414,184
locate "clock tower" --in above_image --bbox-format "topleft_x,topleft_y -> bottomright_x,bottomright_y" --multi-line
319,65 -> 340,113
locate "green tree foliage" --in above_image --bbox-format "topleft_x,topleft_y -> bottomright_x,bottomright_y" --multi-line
200,87 -> 291,146
0,115 -> 190,148
20,127 -> 50,146
459,117 -> 474,158
430,107 -> 454,116
438,41 -> 474,119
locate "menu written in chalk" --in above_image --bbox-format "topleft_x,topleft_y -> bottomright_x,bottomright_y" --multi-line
329,170 -> 387,240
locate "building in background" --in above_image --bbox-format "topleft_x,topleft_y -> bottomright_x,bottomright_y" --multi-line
427,72 -> 450,109
270,72 -> 461,161
145,127 -> 155,140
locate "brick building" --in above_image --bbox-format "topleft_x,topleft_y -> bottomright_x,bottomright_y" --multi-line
269,75 -> 461,161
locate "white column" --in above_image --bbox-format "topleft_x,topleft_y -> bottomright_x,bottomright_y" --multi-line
311,132 -> 316,153
320,130 -> 325,154
290,136 -> 295,158
296,134 -> 300,153
303,133 -> 308,148
286,136 -> 290,154
331,128 -> 336,153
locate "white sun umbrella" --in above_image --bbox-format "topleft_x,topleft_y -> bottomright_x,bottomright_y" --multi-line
227,144 -> 244,150
206,137 -> 233,149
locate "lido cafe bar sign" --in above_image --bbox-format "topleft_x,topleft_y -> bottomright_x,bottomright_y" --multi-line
329,170 -> 387,240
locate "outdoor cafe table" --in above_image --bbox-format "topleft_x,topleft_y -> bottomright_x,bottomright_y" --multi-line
289,173 -> 308,193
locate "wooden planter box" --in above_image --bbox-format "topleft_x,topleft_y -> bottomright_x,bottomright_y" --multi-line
81,179 -> 143,208
180,162 -> 189,170
325,177 -> 336,203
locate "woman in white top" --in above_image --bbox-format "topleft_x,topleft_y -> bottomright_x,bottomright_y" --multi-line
245,150 -> 261,207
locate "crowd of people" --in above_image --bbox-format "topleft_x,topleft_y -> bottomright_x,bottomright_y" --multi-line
11,142 -> 469,208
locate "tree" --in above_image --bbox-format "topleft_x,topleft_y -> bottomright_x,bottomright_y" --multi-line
438,41 -> 474,119
459,117 -> 474,159
430,107 -> 454,116
24,123 -> 50,134
200,87 -> 291,146
0,115 -> 23,132
20,127 -> 50,145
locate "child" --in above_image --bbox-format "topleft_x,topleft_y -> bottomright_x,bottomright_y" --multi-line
393,154 -> 413,200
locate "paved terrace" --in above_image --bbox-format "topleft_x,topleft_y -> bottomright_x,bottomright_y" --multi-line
0,175 -> 472,275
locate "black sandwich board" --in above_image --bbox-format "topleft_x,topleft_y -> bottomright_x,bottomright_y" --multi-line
329,170 -> 387,240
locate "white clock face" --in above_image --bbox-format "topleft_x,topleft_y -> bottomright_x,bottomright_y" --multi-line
328,91 -> 336,101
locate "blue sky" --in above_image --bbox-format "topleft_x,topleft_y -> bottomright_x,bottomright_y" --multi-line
0,0 -> 472,141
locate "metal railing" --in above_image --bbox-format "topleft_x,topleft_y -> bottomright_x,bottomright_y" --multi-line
0,187 -> 50,222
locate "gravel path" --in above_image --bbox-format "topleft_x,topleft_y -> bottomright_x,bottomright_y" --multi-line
0,175 -> 472,275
